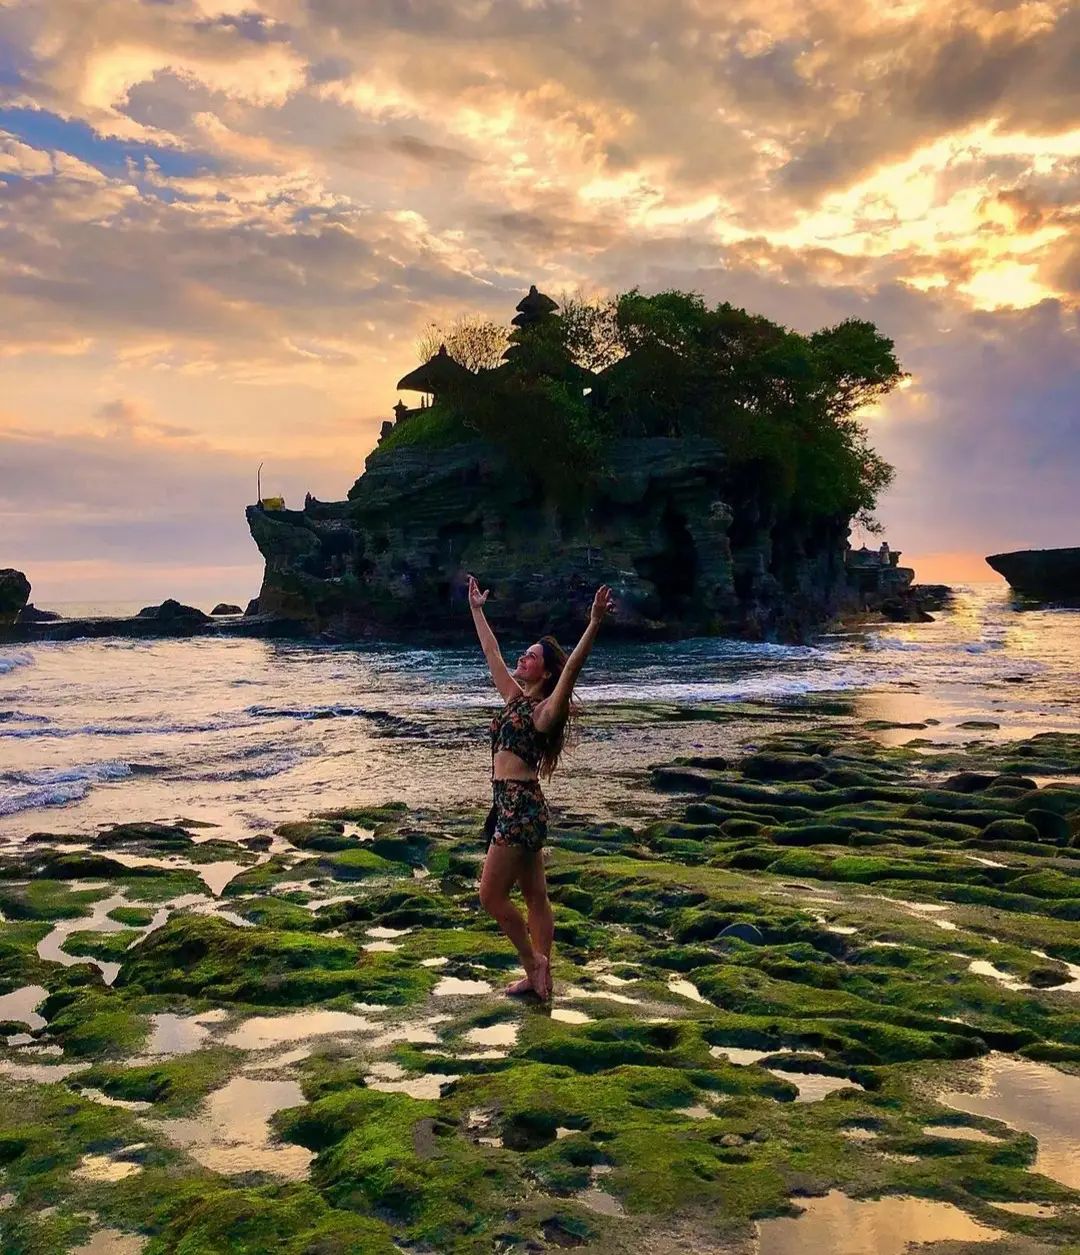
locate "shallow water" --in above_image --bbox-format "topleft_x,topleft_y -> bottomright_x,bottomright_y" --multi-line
0,984 -> 48,1031
3,586 -> 1077,837
153,1075 -> 312,1180
223,1009 -> 379,1051
753,1191 -> 1003,1254
940,1055 -> 1080,1189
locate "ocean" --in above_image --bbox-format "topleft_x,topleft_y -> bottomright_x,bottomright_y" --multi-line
2,584 -> 1077,843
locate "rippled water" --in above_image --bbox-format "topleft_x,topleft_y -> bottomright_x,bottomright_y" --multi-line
1,585 -> 1077,840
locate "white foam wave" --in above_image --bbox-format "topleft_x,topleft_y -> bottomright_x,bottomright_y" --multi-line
0,652 -> 34,675
0,759 -> 133,817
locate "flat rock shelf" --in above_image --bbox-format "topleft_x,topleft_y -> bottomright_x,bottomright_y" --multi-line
1,729 -> 1080,1252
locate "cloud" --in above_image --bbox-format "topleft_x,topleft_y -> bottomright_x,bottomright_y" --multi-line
0,0 -> 1076,594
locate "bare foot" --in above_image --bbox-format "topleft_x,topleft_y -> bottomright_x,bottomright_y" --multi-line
530,954 -> 552,1001
504,974 -> 533,996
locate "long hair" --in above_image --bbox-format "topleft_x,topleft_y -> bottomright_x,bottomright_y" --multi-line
537,634 -> 580,779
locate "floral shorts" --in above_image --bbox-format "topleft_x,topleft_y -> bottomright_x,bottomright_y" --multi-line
485,778 -> 549,852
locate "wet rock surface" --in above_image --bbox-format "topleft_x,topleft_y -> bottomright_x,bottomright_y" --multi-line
1,729 -> 1079,1251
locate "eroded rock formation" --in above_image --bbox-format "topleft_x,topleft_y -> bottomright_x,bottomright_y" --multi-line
247,436 -> 860,642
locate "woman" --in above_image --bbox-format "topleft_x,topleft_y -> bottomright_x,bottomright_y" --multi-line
468,574 -> 614,1000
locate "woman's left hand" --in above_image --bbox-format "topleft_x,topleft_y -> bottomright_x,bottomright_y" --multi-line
590,584 -> 615,624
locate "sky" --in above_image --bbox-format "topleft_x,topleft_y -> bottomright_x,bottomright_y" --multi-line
1,0 -> 1077,605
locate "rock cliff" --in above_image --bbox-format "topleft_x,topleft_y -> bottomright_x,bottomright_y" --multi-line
247,436 -> 860,642
986,547 -> 1080,603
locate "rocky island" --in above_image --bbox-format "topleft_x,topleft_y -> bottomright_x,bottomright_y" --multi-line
987,548 -> 1080,604
247,288 -> 919,643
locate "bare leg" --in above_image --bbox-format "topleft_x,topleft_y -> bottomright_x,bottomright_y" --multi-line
517,850 -> 553,997
479,843 -> 548,996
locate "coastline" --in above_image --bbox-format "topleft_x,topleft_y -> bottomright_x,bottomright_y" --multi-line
0,711 -> 1078,1252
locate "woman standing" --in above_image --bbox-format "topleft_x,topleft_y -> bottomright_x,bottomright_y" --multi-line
468,575 -> 614,999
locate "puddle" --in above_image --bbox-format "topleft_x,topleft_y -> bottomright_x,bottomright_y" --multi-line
243,1046 -> 312,1072
774,1071 -> 864,1103
0,984 -> 48,1030
72,1152 -> 142,1182
369,1015 -> 450,1049
366,1062 -> 460,1100
76,1087 -> 152,1112
989,1201 -> 1059,1217
420,957 -> 448,968
153,1076 -> 312,1180
434,976 -> 493,996
710,1046 -> 816,1067
223,1010 -> 378,1051
363,940 -> 401,952
596,973 -> 636,987
368,926 -> 412,939
0,1059 -> 85,1083
754,1191 -> 1003,1254
196,861 -> 251,896
924,1123 -> 1002,1144
564,986 -> 641,1006
550,1008 -> 592,1024
37,892 -> 130,985
1031,950 -> 1080,994
667,978 -> 708,1005
967,960 -> 1028,992
464,1022 -> 519,1049
70,1231 -> 147,1255
139,1010 -> 228,1058
940,1054 -> 1080,1189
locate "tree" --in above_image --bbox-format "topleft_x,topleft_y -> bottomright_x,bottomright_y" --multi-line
415,314 -> 507,372
557,291 -> 624,371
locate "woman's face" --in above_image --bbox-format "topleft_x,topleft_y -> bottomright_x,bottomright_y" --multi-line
514,642 -> 548,684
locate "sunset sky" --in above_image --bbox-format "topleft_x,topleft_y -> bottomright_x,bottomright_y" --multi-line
1,0 -> 1077,604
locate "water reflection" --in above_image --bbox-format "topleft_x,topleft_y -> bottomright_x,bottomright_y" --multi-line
940,1055 -> 1080,1189
754,1192 -> 1002,1255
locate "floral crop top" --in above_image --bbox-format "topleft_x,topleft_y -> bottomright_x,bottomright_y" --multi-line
490,693 -> 549,771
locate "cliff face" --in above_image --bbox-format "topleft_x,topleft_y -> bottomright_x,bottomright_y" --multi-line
247,437 -> 857,642
986,548 -> 1080,602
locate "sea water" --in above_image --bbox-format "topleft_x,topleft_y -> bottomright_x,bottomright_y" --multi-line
1,584 -> 1077,843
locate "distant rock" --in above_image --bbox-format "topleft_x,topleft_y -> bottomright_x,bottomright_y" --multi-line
136,599 -> 210,623
16,603 -> 62,623
986,547 -> 1080,602
210,603 -> 243,616
0,569 -> 31,627
244,597 -> 260,616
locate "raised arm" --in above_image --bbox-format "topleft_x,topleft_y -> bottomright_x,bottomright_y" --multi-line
468,575 -> 522,703
535,585 -> 614,730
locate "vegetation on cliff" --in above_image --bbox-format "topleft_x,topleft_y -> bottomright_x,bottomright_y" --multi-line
388,289 -> 902,527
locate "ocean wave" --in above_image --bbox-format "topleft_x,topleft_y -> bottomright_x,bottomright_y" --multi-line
0,759 -> 133,817
0,714 -> 251,740
0,652 -> 34,676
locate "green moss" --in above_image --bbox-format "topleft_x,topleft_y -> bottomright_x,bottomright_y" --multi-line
64,929 -> 142,960
0,880 -> 113,921
74,1047 -> 240,1115
107,906 -> 156,927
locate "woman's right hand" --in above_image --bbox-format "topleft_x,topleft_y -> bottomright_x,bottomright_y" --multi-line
467,574 -> 490,609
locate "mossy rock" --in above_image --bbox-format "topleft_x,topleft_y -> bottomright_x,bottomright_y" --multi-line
980,818 -> 1043,843
275,819 -> 354,852
318,847 -> 406,881
740,753 -> 828,782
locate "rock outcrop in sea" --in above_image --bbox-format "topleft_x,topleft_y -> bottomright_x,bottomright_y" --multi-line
246,286 -> 923,644
987,547 -> 1080,603
0,567 -> 30,626
248,437 -> 862,642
